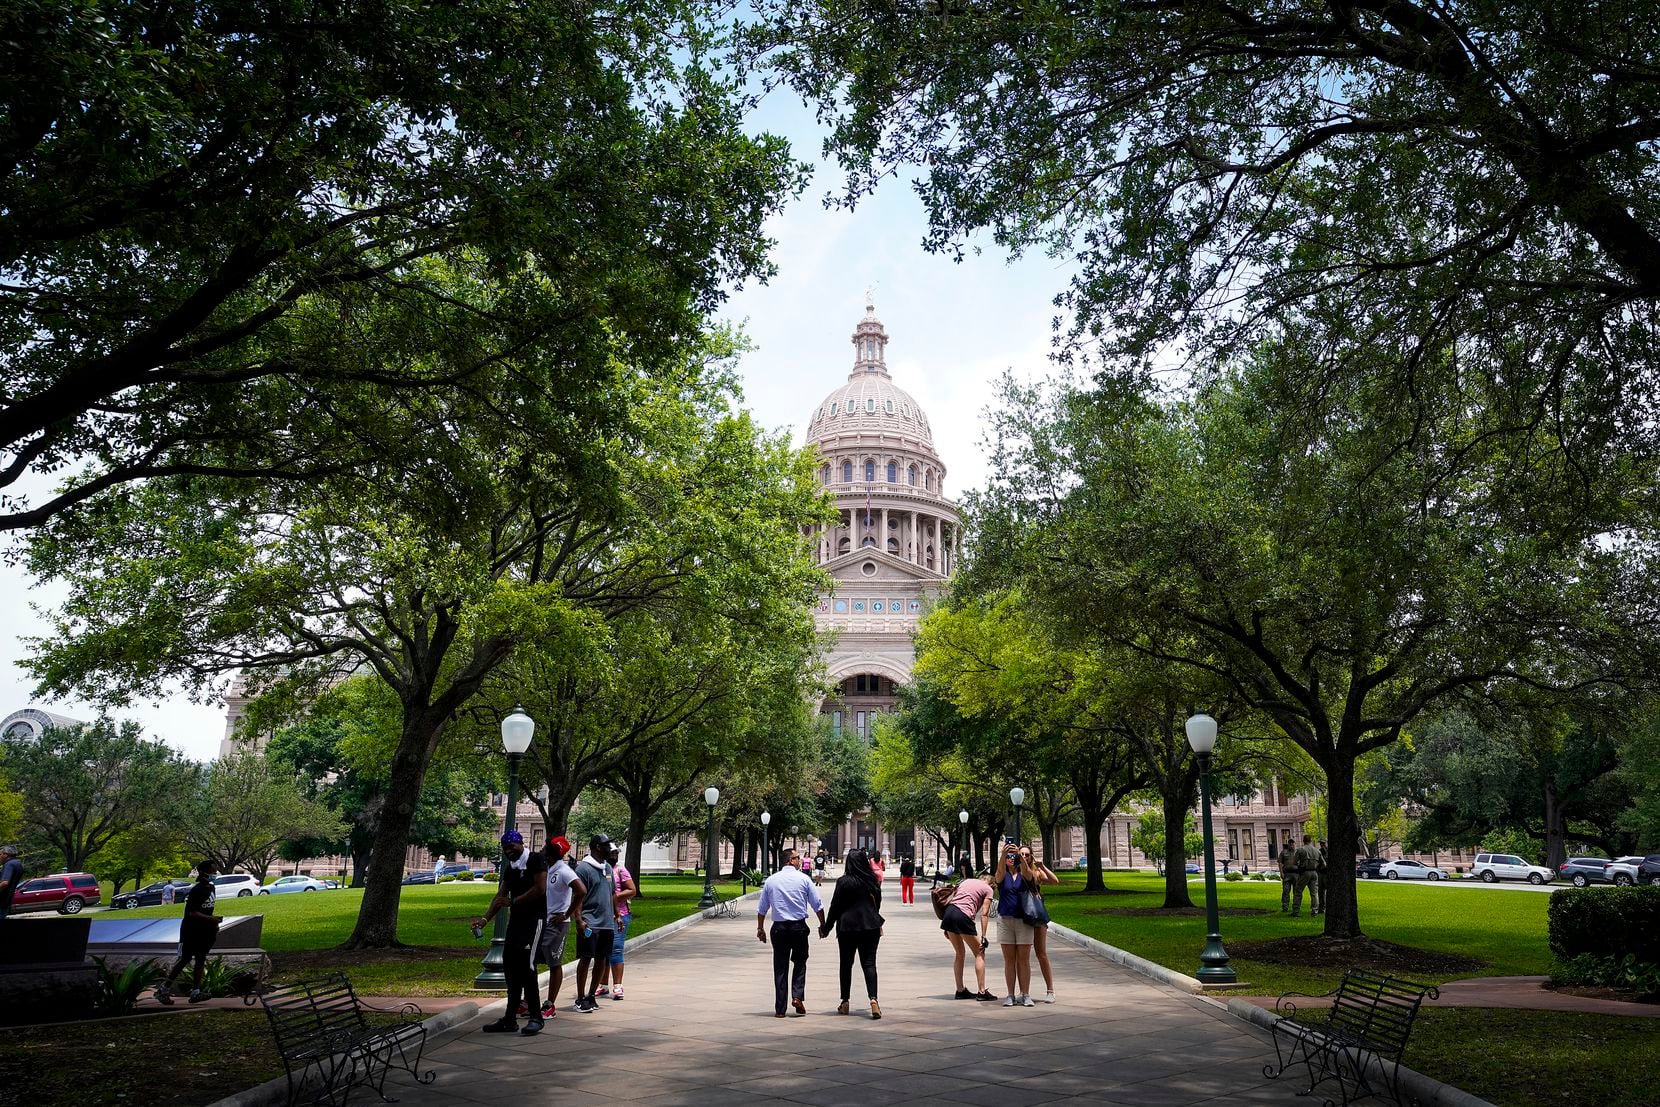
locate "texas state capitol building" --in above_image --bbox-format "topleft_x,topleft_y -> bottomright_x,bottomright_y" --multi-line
806,303 -> 961,863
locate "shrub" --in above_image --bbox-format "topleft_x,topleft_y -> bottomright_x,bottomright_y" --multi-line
1547,886 -> 1660,962
93,956 -> 163,1014
1551,953 -> 1660,999
1223,871 -> 1244,882
1247,872 -> 1266,881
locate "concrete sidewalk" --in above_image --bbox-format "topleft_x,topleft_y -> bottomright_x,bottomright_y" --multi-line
368,896 -> 1340,1105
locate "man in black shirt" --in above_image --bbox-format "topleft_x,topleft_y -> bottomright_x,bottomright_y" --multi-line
478,829 -> 549,1035
155,860 -> 220,1005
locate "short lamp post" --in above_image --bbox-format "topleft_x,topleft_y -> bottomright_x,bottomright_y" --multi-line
474,705 -> 535,989
699,786 -> 721,909
958,809 -> 969,870
760,810 -> 771,876
1010,786 -> 1026,844
1185,713 -> 1236,985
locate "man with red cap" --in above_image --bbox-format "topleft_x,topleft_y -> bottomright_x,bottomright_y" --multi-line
537,834 -> 586,1018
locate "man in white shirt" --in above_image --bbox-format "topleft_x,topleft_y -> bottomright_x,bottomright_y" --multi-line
757,848 -> 826,1018
538,835 -> 585,1019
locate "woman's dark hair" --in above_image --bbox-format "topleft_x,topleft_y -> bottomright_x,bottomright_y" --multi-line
844,848 -> 880,896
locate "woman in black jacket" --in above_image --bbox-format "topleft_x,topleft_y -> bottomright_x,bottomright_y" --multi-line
820,848 -> 884,1018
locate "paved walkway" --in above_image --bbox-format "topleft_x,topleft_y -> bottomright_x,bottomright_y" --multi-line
374,898 -> 1330,1106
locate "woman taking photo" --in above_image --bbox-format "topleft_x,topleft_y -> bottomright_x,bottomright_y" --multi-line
992,842 -> 1038,1006
1020,844 -> 1061,1002
939,858 -> 998,1001
821,848 -> 885,1018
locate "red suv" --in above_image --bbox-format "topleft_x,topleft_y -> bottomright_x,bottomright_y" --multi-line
11,872 -> 102,914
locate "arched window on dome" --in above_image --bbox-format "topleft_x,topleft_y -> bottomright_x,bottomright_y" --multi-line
886,461 -> 897,483
842,460 -> 853,483
864,459 -> 876,482
925,469 -> 935,491
885,400 -> 894,414
838,536 -> 851,555
821,463 -> 831,484
830,402 -> 838,415
866,398 -> 875,412
908,464 -> 917,486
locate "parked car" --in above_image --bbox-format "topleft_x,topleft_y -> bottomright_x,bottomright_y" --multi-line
1380,859 -> 1450,881
1558,857 -> 1615,887
401,871 -> 436,886
212,873 -> 262,898
1472,853 -> 1554,885
1639,855 -> 1660,885
110,878 -> 194,909
10,872 -> 102,914
1602,857 -> 1646,886
320,879 -> 342,890
1184,861 -> 1201,874
434,863 -> 476,881
1355,857 -> 1388,879
261,875 -> 327,895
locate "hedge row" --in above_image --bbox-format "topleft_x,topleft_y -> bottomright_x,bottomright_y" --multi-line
1547,885 -> 1660,962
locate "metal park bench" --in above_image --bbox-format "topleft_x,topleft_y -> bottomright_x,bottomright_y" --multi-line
1264,968 -> 1439,1106
256,973 -> 435,1106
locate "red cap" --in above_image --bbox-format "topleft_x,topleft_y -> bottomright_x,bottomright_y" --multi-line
549,835 -> 572,856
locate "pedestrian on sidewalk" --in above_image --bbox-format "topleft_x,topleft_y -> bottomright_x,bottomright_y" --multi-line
596,844 -> 636,1000
898,855 -> 916,904
538,835 -> 585,1020
757,847 -> 826,1018
1020,845 -> 1061,1003
477,829 -> 548,1035
154,860 -> 220,1005
821,848 -> 884,1019
1290,836 -> 1320,918
870,850 -> 886,885
813,851 -> 827,886
571,834 -> 616,1013
940,858 -> 997,1001
1279,845 -> 1296,911
993,843 -> 1037,1007
0,844 -> 23,920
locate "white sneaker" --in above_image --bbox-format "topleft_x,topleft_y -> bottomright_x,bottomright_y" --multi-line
1044,991 -> 1056,1003
1001,995 -> 1017,1007
1020,994 -> 1036,1007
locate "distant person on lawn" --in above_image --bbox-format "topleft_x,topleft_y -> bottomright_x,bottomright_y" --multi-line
155,860 -> 220,1004
1279,844 -> 1296,912
1291,836 -> 1321,918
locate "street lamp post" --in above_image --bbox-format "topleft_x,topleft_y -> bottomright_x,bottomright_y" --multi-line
760,810 -> 771,876
699,786 -> 721,909
958,809 -> 969,870
1010,786 -> 1026,844
474,705 -> 535,989
1185,713 -> 1236,985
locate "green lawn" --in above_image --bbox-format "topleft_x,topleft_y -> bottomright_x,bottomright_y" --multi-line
1404,1010 -> 1659,1107
82,874 -> 744,995
1043,871 -> 1553,996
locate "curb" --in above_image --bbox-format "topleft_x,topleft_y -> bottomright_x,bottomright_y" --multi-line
1045,923 -> 1497,1107
208,890 -> 760,1107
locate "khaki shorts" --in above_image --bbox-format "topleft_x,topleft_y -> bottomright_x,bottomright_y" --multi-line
995,914 -> 1034,946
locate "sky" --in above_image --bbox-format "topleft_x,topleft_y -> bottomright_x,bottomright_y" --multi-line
0,90 -> 1076,764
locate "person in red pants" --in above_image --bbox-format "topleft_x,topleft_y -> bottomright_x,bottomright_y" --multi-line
899,855 -> 916,904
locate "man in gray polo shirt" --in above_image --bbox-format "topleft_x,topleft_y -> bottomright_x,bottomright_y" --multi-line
571,834 -> 616,1013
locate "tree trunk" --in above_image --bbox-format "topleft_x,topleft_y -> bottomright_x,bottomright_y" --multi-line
1079,800 -> 1108,893
342,707 -> 447,949
1320,754 -> 1363,939
1543,779 -> 1568,869
1161,778 -> 1197,909
625,800 -> 650,899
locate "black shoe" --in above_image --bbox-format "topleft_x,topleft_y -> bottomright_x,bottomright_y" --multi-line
520,1018 -> 543,1036
482,1018 -> 518,1033
975,991 -> 998,1001
954,988 -> 973,999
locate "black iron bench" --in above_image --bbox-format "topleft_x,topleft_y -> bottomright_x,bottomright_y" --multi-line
1264,968 -> 1439,1106
256,973 -> 435,1106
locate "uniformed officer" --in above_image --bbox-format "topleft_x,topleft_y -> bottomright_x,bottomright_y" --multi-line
1278,843 -> 1297,912
1291,836 -> 1321,917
